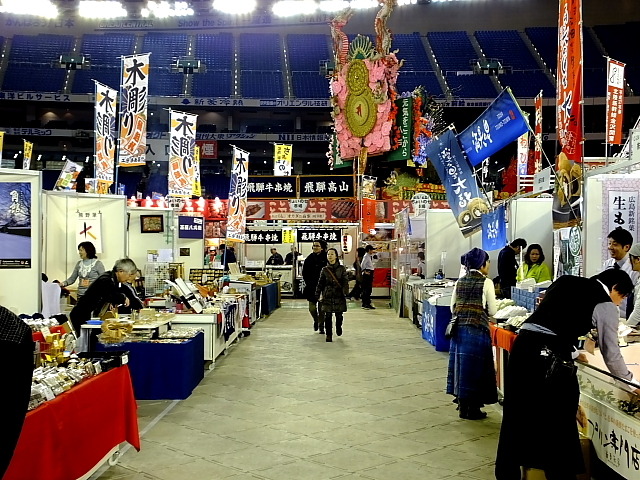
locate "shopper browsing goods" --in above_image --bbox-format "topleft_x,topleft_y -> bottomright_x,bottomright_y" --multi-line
496,269 -> 638,479
360,245 -> 376,309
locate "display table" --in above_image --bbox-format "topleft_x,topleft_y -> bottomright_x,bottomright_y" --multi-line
489,323 -> 518,398
257,282 -> 279,316
4,366 -> 140,480
80,317 -> 172,352
172,312 -> 240,364
421,298 -> 452,352
97,332 -> 204,400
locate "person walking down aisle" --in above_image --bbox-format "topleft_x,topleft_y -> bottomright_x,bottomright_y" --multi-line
495,269 -> 637,480
316,248 -> 349,342
516,244 -> 552,283
447,248 -> 497,420
302,240 -> 328,334
0,305 -> 34,479
361,245 -> 376,309
497,238 -> 527,298
57,241 -> 105,299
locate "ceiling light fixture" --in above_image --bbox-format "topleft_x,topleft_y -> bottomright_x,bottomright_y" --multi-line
78,1 -> 128,19
212,0 -> 256,15
141,1 -> 194,18
0,0 -> 58,18
272,0 -> 317,17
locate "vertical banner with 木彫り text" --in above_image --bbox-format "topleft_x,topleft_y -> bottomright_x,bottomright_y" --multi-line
606,58 -> 625,146
516,113 -> 529,176
192,145 -> 201,197
534,91 -> 543,173
22,140 -> 33,170
556,0 -> 583,163
227,147 -> 249,242
118,53 -> 149,166
168,110 -> 198,197
94,81 -> 117,191
274,144 -> 292,176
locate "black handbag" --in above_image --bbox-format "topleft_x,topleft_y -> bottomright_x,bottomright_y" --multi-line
445,315 -> 458,340
541,347 -> 576,382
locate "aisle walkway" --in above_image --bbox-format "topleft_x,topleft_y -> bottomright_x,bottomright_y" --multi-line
95,300 -> 500,480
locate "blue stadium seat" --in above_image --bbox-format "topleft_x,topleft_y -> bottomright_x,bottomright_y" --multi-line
141,32 -> 189,67
524,27 -> 557,70
287,34 -> 330,72
72,66 -> 122,94
427,31 -> 477,73
593,22 -> 640,93
475,30 -> 539,70
239,33 -> 282,71
194,33 -> 233,71
241,71 -> 283,98
397,71 -> 443,96
291,71 -> 328,98
392,33 -> 433,72
192,72 -> 232,97
498,71 -> 555,98
446,73 -> 498,98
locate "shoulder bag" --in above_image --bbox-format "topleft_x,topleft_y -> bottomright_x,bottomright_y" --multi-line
445,315 -> 458,340
325,266 -> 342,288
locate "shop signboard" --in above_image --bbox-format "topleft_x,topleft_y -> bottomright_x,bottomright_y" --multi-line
94,81 -> 117,191
299,176 -> 354,198
533,167 -> 552,194
168,110 -> 198,197
196,140 -> 218,159
273,143 -> 292,176
178,216 -> 204,239
22,140 -> 33,170
244,230 -> 282,244
192,145 -> 201,197
457,88 -> 529,167
606,189 -> 639,244
297,229 -> 341,243
516,114 -> 529,176
77,212 -> 103,253
425,129 -> 487,237
387,96 -> 413,162
247,176 -> 296,198
118,53 -> 150,166
580,393 -> 640,480
534,91 -> 543,173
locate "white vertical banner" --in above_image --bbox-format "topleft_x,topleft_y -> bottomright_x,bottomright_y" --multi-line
76,212 -> 103,254
226,146 -> 249,242
94,81 -> 118,192
608,191 -> 638,243
118,53 -> 150,166
168,110 -> 198,197
273,143 -> 292,176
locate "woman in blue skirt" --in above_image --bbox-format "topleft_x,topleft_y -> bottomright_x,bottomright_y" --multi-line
447,247 -> 498,420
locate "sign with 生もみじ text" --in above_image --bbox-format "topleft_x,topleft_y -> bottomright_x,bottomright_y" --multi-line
608,191 -> 638,242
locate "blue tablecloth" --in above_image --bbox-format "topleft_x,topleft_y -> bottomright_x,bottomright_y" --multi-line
97,332 -> 204,400
258,283 -> 278,316
422,300 -> 452,352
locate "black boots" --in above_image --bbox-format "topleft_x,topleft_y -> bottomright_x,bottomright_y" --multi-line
458,400 -> 487,420
325,317 -> 332,342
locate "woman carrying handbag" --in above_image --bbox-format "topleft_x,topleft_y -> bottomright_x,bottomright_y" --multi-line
315,248 -> 349,342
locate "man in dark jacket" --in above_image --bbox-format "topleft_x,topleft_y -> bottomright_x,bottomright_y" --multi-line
302,240 -> 327,333
497,238 -> 527,298
266,248 -> 284,265
69,258 -> 139,334
0,306 -> 34,479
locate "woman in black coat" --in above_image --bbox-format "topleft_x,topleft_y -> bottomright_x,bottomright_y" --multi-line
315,248 -> 349,342
495,269 -> 636,480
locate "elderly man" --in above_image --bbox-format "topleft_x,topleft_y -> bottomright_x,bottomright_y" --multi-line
69,258 -> 141,334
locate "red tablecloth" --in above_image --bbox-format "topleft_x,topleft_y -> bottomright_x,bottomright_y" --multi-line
5,366 -> 140,480
490,323 -> 518,352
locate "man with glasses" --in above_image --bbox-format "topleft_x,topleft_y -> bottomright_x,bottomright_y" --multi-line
69,258 -> 140,334
302,240 -> 327,333
602,227 -> 638,318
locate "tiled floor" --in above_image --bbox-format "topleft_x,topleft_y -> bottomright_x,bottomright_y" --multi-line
93,299 -> 501,480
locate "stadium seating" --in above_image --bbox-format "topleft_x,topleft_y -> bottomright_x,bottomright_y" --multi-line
427,31 -> 477,73
593,22 -> 640,93
192,33 -> 234,97
241,71 -> 283,98
475,30 -> 539,70
446,73 -> 498,99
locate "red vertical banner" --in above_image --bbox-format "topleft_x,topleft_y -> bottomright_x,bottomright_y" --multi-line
362,198 -> 376,234
606,58 -> 625,145
556,0 -> 583,163
534,91 -> 543,173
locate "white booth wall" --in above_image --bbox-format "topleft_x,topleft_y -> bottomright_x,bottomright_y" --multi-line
0,169 -> 42,314
422,197 -> 553,280
43,192 -> 126,287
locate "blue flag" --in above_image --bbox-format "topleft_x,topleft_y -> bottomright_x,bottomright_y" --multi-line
425,130 -> 489,237
482,205 -> 507,251
457,88 -> 529,166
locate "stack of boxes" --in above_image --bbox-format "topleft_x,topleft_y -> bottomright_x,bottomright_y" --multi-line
511,286 -> 547,312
